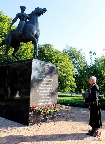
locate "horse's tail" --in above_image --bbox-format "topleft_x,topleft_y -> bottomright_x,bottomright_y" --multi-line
0,39 -> 5,47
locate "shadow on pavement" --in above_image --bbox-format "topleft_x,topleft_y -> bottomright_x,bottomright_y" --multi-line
0,117 -> 24,128
0,133 -> 89,143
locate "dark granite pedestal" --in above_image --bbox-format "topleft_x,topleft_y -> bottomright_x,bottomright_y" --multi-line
0,59 -> 58,125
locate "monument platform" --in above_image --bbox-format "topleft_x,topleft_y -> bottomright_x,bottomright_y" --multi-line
0,59 -> 58,125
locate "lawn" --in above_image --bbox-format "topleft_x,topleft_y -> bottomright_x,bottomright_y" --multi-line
57,93 -> 105,109
58,94 -> 83,103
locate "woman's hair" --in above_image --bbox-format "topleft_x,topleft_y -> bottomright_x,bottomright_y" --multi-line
90,76 -> 96,83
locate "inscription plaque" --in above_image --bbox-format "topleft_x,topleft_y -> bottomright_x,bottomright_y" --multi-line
30,59 -> 58,106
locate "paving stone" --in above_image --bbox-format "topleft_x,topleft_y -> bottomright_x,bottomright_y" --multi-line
0,107 -> 105,144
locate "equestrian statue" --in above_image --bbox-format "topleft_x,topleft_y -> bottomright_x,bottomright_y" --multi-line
0,6 -> 47,61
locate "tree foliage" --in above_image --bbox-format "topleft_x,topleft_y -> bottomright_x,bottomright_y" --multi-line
75,56 -> 105,94
0,11 -> 11,61
38,44 -> 76,92
63,46 -> 87,93
63,46 -> 87,73
0,11 -> 11,40
93,57 -> 105,94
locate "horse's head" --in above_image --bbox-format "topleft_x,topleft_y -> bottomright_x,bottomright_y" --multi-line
33,7 -> 47,16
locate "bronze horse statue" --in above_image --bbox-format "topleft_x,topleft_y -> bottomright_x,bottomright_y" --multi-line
0,7 -> 47,61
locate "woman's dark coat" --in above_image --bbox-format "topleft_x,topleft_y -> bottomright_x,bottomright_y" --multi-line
89,83 -> 102,128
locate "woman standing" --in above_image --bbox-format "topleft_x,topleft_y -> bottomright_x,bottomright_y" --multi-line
87,76 -> 102,136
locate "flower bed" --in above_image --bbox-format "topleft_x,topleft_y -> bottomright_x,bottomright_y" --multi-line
29,103 -> 71,125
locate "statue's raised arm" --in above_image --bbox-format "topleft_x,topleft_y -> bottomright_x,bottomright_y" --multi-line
10,6 -> 29,35
10,14 -> 19,29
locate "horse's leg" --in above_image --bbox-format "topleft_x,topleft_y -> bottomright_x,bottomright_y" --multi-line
5,32 -> 12,62
27,33 -> 37,59
32,37 -> 38,59
35,40 -> 38,58
12,43 -> 20,61
36,38 -> 39,58
0,38 -> 11,61
6,45 -> 11,62
35,33 -> 39,58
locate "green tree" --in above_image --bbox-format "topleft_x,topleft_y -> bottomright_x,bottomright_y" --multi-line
16,42 -> 33,60
0,11 -> 11,61
78,57 -> 105,94
63,46 -> 87,73
63,46 -> 87,93
93,57 -> 105,95
0,11 -> 11,40
75,64 -> 89,92
38,44 -> 76,92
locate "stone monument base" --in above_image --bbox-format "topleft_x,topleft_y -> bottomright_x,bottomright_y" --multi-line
0,59 -> 58,125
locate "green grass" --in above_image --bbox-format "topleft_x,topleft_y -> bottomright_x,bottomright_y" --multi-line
58,95 -> 83,103
58,94 -> 83,101
57,94 -> 85,107
57,94 -> 105,109
58,93 -> 81,97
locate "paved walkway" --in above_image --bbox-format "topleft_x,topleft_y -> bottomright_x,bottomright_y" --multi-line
0,107 -> 105,144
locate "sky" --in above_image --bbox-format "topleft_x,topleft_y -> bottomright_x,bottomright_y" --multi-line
1,0 -> 105,63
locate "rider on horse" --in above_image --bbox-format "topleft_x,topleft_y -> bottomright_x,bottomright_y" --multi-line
0,7 -> 47,61
10,6 -> 29,35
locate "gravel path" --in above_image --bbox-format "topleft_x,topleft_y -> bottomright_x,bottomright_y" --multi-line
0,106 -> 105,144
